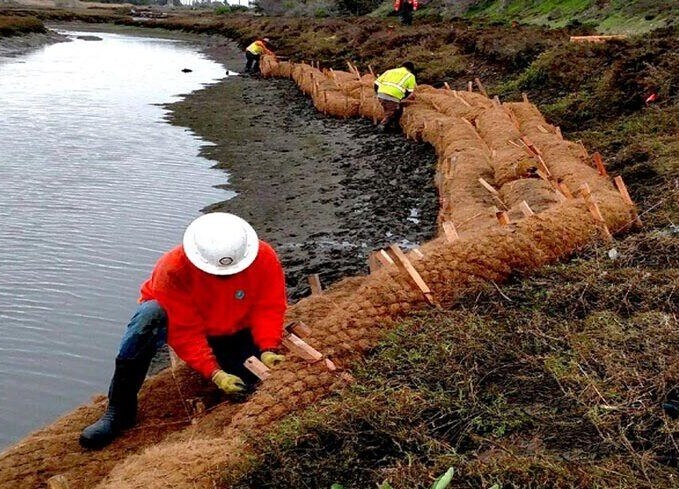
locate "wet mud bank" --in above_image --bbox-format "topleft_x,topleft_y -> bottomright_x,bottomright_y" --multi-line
0,29 -> 68,58
168,40 -> 439,300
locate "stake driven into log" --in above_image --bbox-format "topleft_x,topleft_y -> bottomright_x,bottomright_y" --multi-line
282,333 -> 324,363
519,200 -> 535,217
442,221 -> 460,242
558,181 -> 574,199
308,274 -> 323,295
285,321 -> 312,338
555,126 -> 563,140
475,77 -> 488,97
375,249 -> 396,268
592,152 -> 608,176
453,90 -> 472,107
467,80 -> 473,92
495,208 -> 511,226
244,356 -> 271,381
367,252 -> 382,273
387,244 -> 438,306
578,183 -> 613,241
478,177 -> 509,210
613,176 -> 643,227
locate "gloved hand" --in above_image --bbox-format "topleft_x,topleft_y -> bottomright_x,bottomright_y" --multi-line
261,351 -> 286,368
211,370 -> 246,394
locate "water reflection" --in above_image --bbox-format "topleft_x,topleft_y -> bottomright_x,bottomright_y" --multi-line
0,31 -> 232,447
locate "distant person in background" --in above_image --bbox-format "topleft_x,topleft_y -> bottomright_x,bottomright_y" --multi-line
394,0 -> 418,25
79,213 -> 287,449
244,38 -> 274,75
374,61 -> 417,132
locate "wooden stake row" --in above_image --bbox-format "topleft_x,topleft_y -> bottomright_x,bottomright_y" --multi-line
578,183 -> 613,241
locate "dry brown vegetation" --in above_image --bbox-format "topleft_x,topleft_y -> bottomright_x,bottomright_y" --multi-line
0,14 -> 44,36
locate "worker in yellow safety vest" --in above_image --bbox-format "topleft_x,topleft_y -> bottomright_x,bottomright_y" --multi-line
245,38 -> 274,75
374,62 -> 416,131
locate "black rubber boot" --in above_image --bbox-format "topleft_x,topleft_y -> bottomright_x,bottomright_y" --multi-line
79,357 -> 149,449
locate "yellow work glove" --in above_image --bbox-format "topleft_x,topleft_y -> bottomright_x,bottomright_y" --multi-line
261,351 -> 285,368
211,370 -> 246,394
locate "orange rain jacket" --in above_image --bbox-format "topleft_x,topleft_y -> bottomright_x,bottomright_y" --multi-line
140,241 -> 287,379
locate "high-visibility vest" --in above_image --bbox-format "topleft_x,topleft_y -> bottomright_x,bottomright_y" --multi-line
246,40 -> 267,55
375,67 -> 417,100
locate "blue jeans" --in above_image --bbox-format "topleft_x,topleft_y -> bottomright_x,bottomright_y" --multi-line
118,300 -> 168,361
117,300 -> 261,385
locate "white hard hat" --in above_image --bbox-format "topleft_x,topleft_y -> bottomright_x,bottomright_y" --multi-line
182,213 -> 259,276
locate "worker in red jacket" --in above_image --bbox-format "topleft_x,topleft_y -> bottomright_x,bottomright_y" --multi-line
80,213 -> 287,449
393,0 -> 418,25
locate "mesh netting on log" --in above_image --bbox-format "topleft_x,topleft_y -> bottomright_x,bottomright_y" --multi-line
0,58 -> 641,489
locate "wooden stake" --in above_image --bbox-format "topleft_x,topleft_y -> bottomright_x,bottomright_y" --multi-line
452,90 -> 472,107
285,321 -> 312,338
578,183 -> 613,241
368,64 -> 375,76
522,93 -> 529,103
576,140 -> 589,158
444,82 -> 451,90
374,250 -> 395,267
555,126 -> 563,140
492,95 -> 501,107
244,356 -> 271,380
558,181 -> 574,199
474,77 -> 488,97
308,274 -> 323,295
520,135 -> 542,156
282,333 -> 324,363
387,244 -> 437,306
467,80 -> 473,92
495,209 -> 511,226
537,124 -> 549,133
412,248 -> 424,259
367,252 -> 381,273
592,152 -> 608,176
442,221 -> 459,243
325,358 -> 337,371
478,177 -> 499,195
519,200 -> 535,217
613,175 -> 643,227
47,475 -> 71,489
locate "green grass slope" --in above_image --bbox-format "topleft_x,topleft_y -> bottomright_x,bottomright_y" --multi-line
466,0 -> 678,34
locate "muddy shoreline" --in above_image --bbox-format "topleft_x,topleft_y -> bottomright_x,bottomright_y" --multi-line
166,34 -> 439,300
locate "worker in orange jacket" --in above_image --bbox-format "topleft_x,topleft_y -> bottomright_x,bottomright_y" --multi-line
393,0 -> 418,25
244,38 -> 274,74
80,213 -> 287,449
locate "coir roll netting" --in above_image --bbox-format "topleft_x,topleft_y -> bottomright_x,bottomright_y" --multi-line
0,57 -> 641,489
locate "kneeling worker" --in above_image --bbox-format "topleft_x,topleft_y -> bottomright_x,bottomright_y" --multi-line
244,37 -> 274,74
374,61 -> 417,131
80,213 -> 287,449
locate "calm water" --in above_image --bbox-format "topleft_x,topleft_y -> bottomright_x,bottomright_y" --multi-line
0,31 -> 233,447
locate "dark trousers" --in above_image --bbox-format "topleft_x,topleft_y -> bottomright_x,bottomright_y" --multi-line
245,51 -> 261,73
117,300 -> 262,387
378,98 -> 403,128
398,3 -> 413,25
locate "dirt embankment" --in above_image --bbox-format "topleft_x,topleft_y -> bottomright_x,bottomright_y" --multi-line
0,14 -> 68,56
